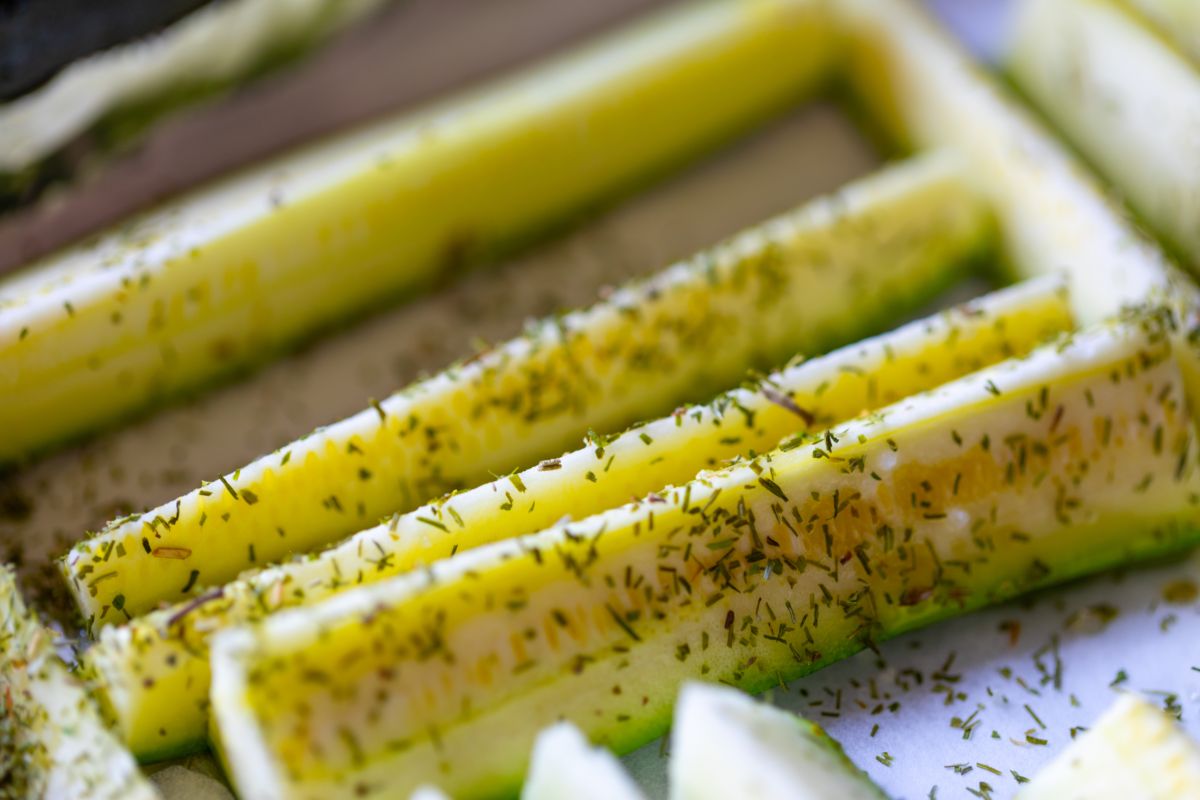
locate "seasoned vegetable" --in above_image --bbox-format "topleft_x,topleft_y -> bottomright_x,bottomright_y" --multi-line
84,274 -> 1068,761
671,682 -> 884,799
1009,0 -> 1200,271
0,566 -> 157,800
210,311 -> 1200,799
522,723 -> 643,800
838,0 -> 1194,323
1017,694 -> 1200,799
0,0 -> 836,464
63,152 -> 991,627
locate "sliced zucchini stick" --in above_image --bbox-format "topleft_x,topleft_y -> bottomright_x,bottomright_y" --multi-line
409,789 -> 451,800
670,682 -> 884,800
0,0 -> 836,465
522,722 -> 644,800
86,274 -> 1068,761
0,566 -> 158,800
836,0 -> 1195,323
1125,0 -> 1200,63
63,152 -> 991,627
1017,694 -> 1200,799
0,0 -> 388,199
209,311 -> 1200,800
1009,0 -> 1200,271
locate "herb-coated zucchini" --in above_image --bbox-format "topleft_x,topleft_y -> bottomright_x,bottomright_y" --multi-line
671,682 -> 884,799
0,0 -> 836,465
0,566 -> 157,800
84,273 -> 1066,761
62,152 -> 990,628
1009,0 -> 1200,271
209,311 -> 1200,799
522,723 -> 644,800
1017,694 -> 1200,799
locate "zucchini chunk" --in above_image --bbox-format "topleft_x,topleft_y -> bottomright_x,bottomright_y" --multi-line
670,682 -> 883,800
62,152 -> 991,627
1126,0 -> 1200,63
837,0 -> 1195,323
522,722 -> 644,800
1017,694 -> 1200,799
209,311 -> 1200,799
0,0 -> 836,464
0,566 -> 157,800
85,273 -> 1065,761
1009,0 -> 1200,271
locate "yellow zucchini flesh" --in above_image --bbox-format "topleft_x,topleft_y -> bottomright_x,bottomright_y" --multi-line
1009,0 -> 1200,271
209,311 -> 1200,799
0,0 -> 835,465
84,273 -> 1068,761
1017,694 -> 1200,800
62,151 -> 991,628
0,566 -> 157,800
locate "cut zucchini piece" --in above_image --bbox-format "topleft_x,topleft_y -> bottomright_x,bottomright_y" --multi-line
209,311 -> 1200,800
1009,0 -> 1200,271
409,788 -> 451,800
63,151 -> 991,627
0,0 -> 836,464
523,722 -> 644,800
85,273 -> 1065,761
837,0 -> 1193,322
670,682 -> 883,800
1017,694 -> 1200,799
1126,0 -> 1200,63
0,566 -> 158,800
0,0 -> 388,201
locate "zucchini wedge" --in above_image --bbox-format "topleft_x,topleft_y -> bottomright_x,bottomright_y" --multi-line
0,566 -> 157,800
62,152 -> 991,627
1009,0 -> 1200,271
523,722 -> 644,800
836,0 -> 1194,322
209,310 -> 1200,799
0,0 -> 836,464
1126,0 -> 1200,63
84,274 -> 1066,761
1017,694 -> 1200,799
670,682 -> 884,799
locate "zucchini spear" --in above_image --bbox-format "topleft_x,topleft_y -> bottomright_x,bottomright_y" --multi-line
1009,0 -> 1200,271
837,0 -> 1195,323
84,273 -> 1068,760
209,310 -> 1200,799
1017,694 -> 1200,799
62,151 -> 991,627
1125,0 -> 1200,63
0,0 -> 836,464
0,566 -> 157,800
671,682 -> 884,800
